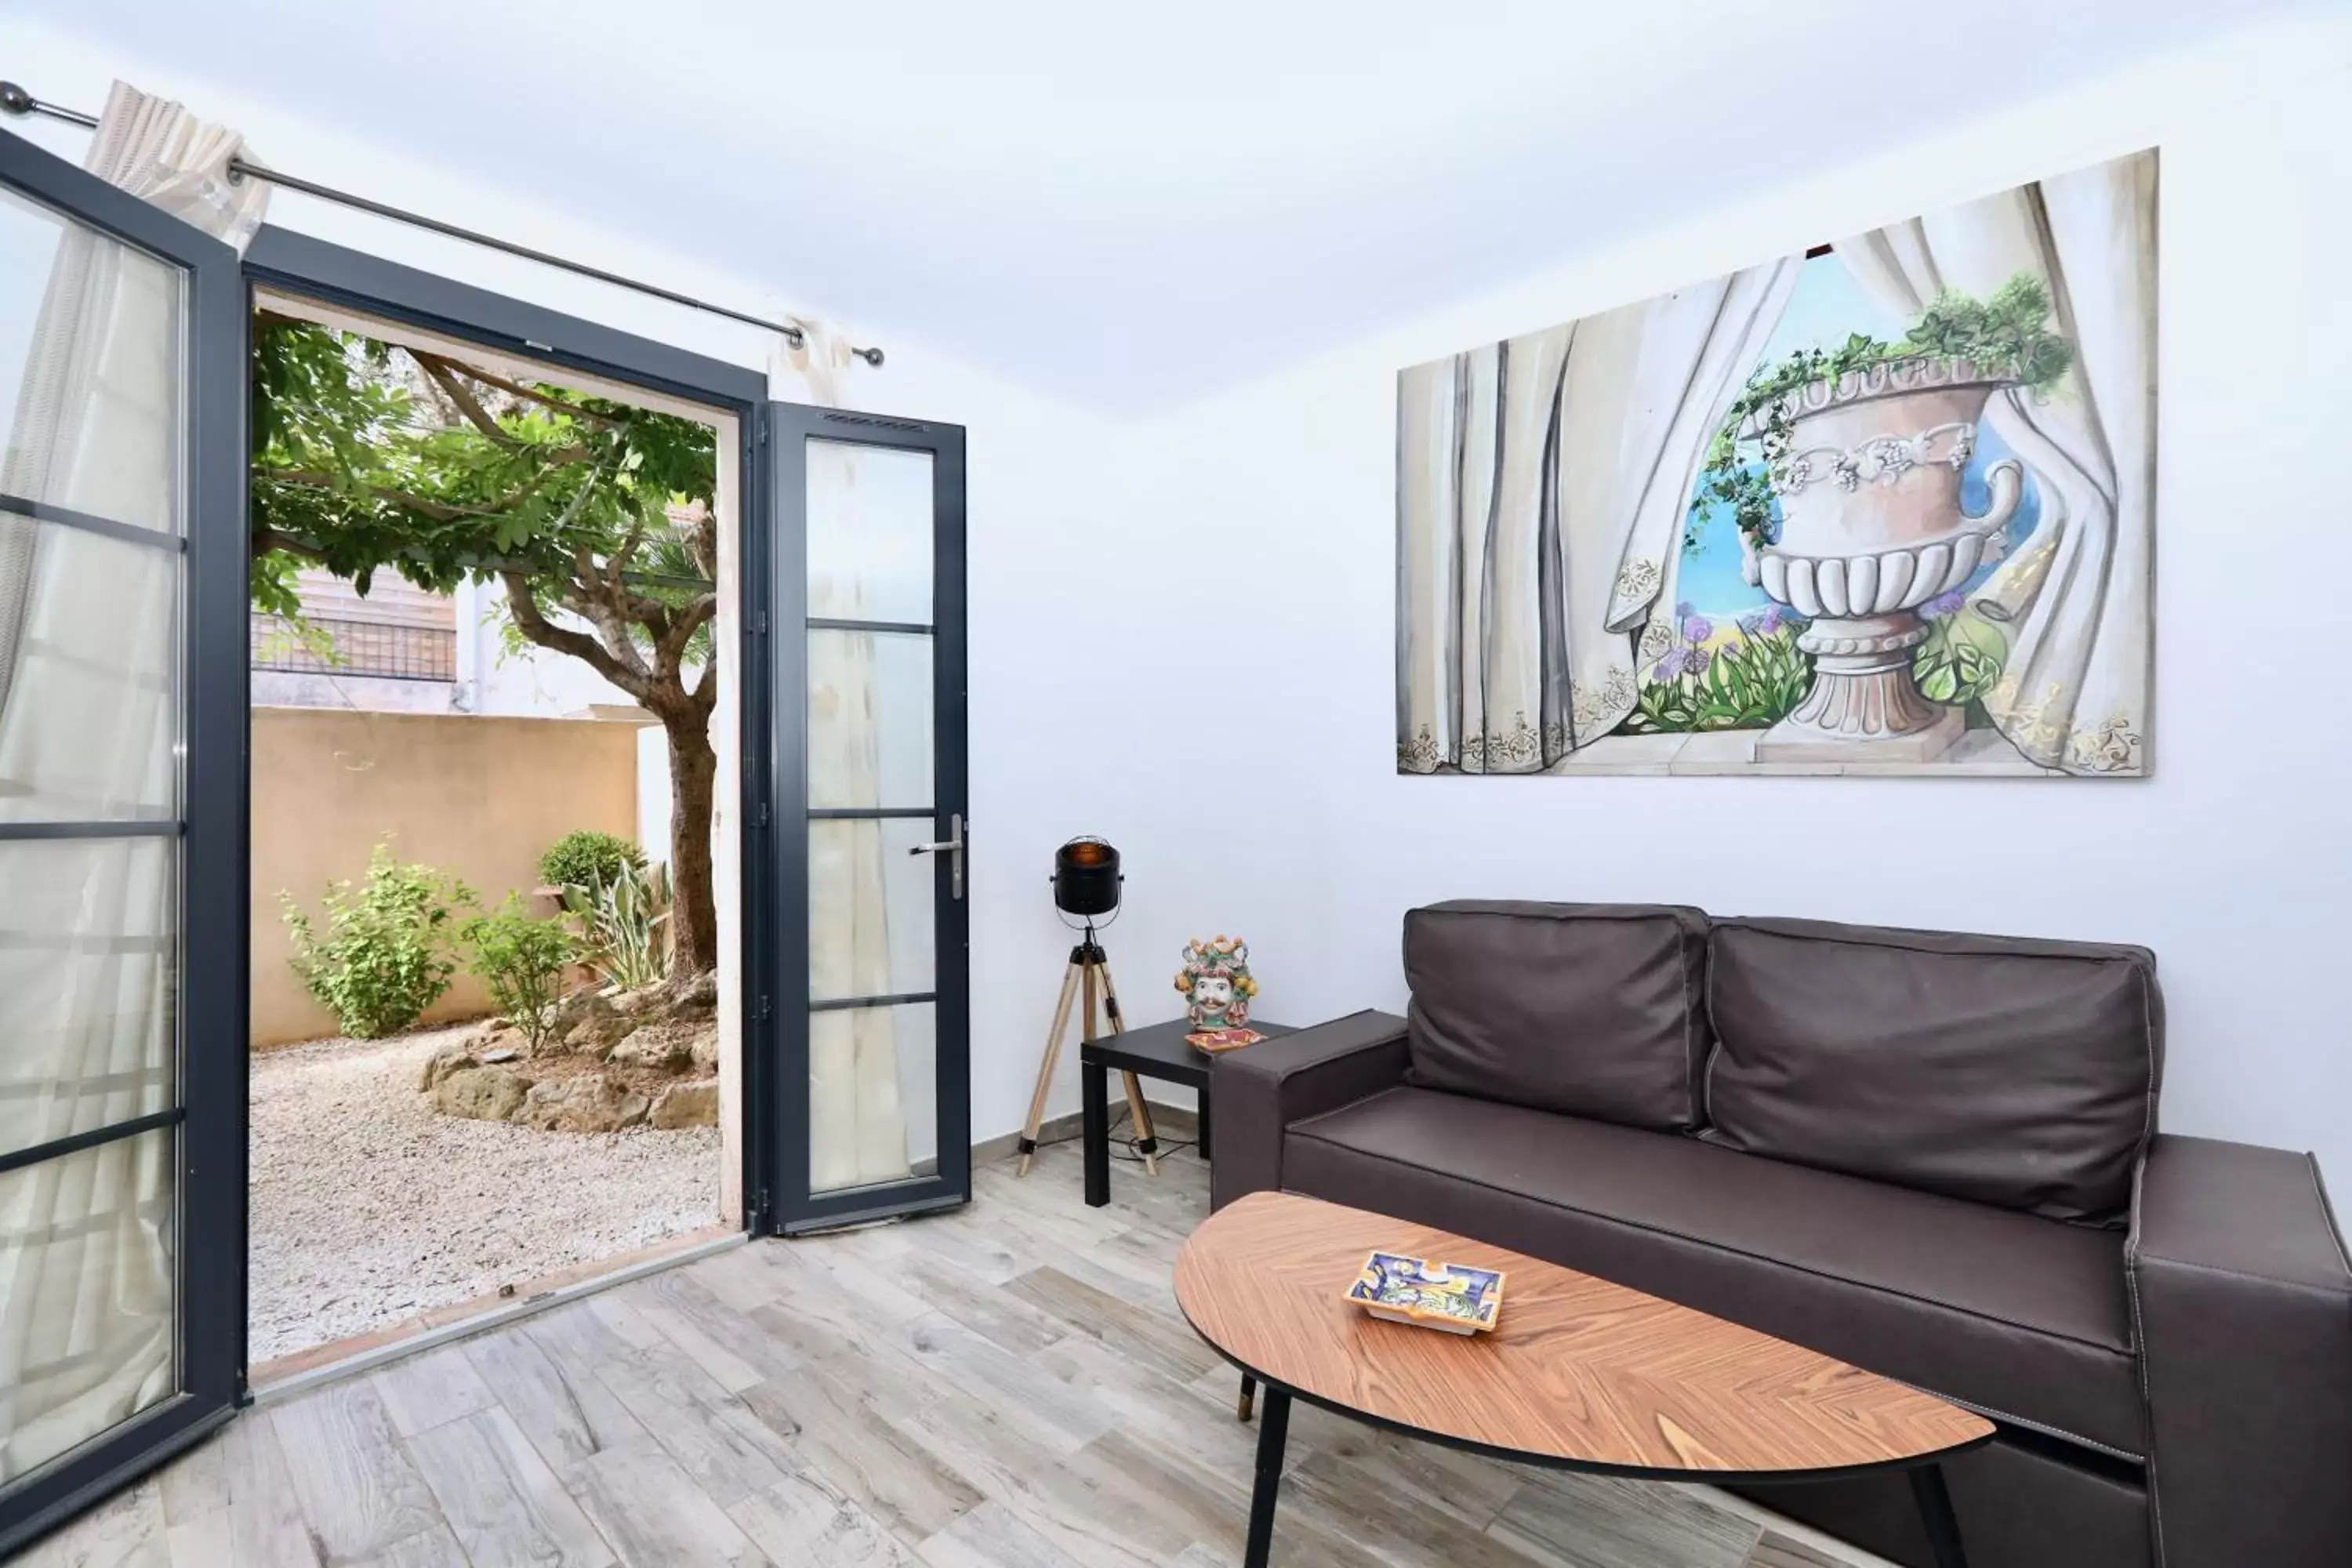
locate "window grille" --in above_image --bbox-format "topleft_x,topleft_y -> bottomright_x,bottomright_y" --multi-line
249,615 -> 456,682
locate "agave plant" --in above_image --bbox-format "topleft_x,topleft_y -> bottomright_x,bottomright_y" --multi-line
559,859 -> 673,991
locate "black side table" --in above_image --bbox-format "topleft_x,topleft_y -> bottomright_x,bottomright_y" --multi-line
1079,1018 -> 1294,1207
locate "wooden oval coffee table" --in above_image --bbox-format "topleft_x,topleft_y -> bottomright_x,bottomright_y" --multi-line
1174,1192 -> 1994,1567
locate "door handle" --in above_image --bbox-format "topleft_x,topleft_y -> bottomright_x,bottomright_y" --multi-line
908,812 -> 964,900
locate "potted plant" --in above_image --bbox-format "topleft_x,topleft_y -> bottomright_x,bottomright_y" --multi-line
1690,274 -> 2070,757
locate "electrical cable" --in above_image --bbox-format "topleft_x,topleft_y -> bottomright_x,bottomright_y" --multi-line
1101,1105 -> 1195,1165
1027,1105 -> 1198,1165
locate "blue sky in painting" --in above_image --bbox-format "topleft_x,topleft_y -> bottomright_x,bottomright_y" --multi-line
1675,254 -> 2043,617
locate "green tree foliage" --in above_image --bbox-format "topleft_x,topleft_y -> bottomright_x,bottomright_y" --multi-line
252,316 -> 724,978
461,894 -> 581,1053
539,829 -> 647,892
280,840 -> 474,1038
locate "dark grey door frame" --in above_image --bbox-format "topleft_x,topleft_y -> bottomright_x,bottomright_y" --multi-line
246,228 -> 773,421
0,127 -> 245,1559
768,403 -> 970,1233
241,225 -> 782,1238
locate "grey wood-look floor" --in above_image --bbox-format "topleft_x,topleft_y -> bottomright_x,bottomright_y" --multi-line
22,1138 -> 1890,1568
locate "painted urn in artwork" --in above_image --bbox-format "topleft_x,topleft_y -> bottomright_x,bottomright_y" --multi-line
1746,356 -> 2024,760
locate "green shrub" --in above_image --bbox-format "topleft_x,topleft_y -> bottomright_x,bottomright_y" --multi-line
281,841 -> 473,1038
538,830 -> 645,891
560,858 -> 673,991
462,894 -> 580,1051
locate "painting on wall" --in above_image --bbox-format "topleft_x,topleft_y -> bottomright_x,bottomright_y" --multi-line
1396,149 -> 2155,778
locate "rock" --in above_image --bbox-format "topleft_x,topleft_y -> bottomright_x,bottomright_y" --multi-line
467,1021 -> 524,1055
606,1022 -> 695,1071
688,1023 -> 719,1072
431,1065 -> 529,1122
418,1040 -> 477,1091
649,1079 -> 720,1129
546,989 -> 596,1027
671,969 -> 718,1014
519,1073 -> 648,1134
608,985 -> 665,1018
555,994 -> 633,1056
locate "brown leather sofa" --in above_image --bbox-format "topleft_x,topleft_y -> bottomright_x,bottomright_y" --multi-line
1211,902 -> 2352,1568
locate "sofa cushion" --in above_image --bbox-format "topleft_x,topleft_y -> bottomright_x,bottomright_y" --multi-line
1403,901 -> 1710,1131
1703,918 -> 2162,1226
1284,1086 -> 2146,1459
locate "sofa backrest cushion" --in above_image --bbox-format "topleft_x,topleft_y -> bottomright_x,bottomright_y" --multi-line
1403,901 -> 1711,1132
1703,917 -> 2163,1226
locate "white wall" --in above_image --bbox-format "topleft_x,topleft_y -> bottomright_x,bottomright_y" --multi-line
1105,13 -> 2352,1181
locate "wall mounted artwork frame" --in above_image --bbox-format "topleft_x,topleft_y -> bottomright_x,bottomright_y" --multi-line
1396,148 -> 2156,779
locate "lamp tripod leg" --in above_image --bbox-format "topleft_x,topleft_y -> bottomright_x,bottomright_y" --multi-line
1093,958 -> 1160,1175
1015,960 -> 1083,1177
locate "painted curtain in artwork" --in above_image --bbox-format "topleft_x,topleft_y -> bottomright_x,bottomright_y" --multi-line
1397,258 -> 1802,773
1835,151 -> 2156,774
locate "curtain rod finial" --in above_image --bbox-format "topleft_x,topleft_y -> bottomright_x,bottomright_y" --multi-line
0,82 -> 34,117
852,346 -> 884,368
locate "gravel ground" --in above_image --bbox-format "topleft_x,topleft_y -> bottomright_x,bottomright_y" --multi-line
249,1022 -> 720,1363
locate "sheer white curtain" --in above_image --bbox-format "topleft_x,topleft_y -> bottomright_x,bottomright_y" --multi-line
771,328 -> 913,1191
1835,150 -> 2157,774
0,82 -> 265,1481
1398,258 -> 1801,771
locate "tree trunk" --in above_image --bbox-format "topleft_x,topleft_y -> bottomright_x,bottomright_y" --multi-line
665,717 -> 720,979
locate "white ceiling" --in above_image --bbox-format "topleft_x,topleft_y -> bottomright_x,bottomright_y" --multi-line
13,0 -> 2313,408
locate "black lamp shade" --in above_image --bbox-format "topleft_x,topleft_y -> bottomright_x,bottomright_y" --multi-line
1053,837 -> 1122,917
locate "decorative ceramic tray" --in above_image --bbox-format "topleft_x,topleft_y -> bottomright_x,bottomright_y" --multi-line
1187,1027 -> 1264,1053
1344,1250 -> 1506,1335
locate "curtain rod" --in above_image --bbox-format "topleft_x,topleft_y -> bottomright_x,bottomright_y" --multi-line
0,79 -> 886,366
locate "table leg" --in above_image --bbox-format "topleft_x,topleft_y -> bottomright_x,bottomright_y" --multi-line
1236,1372 -> 1255,1422
1081,1061 -> 1109,1207
1243,1386 -> 1290,1568
1197,1086 -> 1213,1161
1909,1465 -> 1969,1568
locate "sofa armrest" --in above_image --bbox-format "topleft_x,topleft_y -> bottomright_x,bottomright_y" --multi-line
1209,1010 -> 1410,1210
2129,1133 -> 2352,1567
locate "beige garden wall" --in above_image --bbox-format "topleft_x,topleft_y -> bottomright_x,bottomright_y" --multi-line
252,708 -> 646,1047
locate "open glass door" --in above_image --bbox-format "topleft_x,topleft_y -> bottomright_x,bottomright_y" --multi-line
767,404 -> 968,1232
0,130 -> 245,1551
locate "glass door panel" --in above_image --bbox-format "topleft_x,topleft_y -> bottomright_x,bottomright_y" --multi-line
808,817 -> 937,1002
771,405 -> 967,1228
0,515 -> 181,822
0,127 -> 242,1552
0,185 -> 187,534
0,837 -> 178,1159
806,437 -> 934,624
805,627 -> 933,810
808,1000 -> 938,1189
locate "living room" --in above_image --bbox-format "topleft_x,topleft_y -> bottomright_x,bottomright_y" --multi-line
3,4 -> 2347,1566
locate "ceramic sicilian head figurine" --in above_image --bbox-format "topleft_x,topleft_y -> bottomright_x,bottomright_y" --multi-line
1175,935 -> 1258,1028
